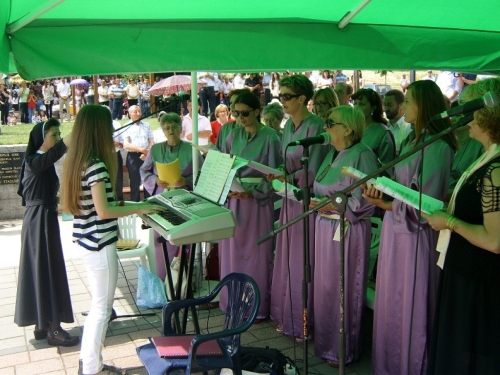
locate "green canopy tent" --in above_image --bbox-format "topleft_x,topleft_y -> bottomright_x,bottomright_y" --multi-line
1,0 -> 500,79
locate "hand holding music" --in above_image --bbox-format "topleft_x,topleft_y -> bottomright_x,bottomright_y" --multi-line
310,198 -> 337,213
170,177 -> 187,188
228,191 -> 253,199
264,173 -> 285,183
361,183 -> 392,211
420,210 -> 449,231
156,177 -> 169,189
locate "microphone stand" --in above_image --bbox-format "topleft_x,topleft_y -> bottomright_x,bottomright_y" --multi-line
300,145 -> 312,375
258,114 -> 472,375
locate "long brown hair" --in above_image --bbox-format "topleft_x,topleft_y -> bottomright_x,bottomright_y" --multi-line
407,80 -> 459,151
61,105 -> 117,215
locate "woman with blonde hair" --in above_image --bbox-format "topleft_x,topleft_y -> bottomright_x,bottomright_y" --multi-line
262,102 -> 285,137
312,87 -> 339,122
210,104 -> 231,145
60,105 -> 161,375
311,105 -> 377,367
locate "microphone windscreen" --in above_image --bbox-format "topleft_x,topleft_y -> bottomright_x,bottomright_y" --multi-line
321,132 -> 332,145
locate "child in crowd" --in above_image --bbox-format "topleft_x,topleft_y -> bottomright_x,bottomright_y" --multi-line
27,90 -> 37,123
40,110 -> 48,121
7,111 -> 17,126
32,110 -> 40,124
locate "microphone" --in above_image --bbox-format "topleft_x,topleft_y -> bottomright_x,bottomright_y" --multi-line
430,91 -> 499,121
287,132 -> 331,147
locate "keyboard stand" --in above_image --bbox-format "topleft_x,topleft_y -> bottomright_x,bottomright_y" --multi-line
158,237 -> 201,335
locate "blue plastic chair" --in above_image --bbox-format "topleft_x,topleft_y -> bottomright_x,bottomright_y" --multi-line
137,272 -> 260,375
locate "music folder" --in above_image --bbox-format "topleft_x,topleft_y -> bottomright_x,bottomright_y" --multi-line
151,335 -> 224,358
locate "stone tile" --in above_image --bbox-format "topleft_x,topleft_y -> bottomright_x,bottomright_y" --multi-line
57,344 -> 81,356
0,346 -> 28,357
28,347 -> 60,362
0,323 -> 25,340
0,336 -> 25,351
0,268 -> 15,276
15,358 -> 64,375
0,351 -> 30,368
65,271 -> 80,280
60,352 -> 80,369
0,274 -> 16,284
0,316 -> 15,326
104,334 -> 133,347
0,282 -> 15,288
69,292 -> 91,302
68,284 -> 89,295
128,328 -> 160,341
0,367 -> 15,375
38,371 -> 66,375
111,354 -> 143,369
64,367 -> 79,375
102,343 -> 137,361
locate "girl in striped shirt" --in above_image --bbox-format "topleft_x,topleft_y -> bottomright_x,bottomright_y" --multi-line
61,105 -> 162,375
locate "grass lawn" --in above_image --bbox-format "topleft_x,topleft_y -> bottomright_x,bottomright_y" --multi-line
0,116 -> 162,146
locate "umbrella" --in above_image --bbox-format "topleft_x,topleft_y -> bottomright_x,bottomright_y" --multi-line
70,78 -> 89,86
9,74 -> 28,84
147,75 -> 206,96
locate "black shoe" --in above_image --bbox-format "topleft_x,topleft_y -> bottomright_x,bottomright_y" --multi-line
47,328 -> 80,347
33,328 -> 48,340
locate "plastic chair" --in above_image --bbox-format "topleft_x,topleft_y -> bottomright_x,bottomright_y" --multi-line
137,272 -> 260,375
117,214 -> 156,274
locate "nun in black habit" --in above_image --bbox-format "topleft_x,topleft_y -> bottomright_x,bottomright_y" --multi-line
14,119 -> 79,347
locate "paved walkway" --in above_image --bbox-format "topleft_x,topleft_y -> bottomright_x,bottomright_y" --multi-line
0,217 -> 373,375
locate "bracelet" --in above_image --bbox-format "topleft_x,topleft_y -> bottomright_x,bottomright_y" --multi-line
446,215 -> 458,232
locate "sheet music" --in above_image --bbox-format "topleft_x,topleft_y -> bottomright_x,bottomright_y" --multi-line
194,150 -> 235,203
343,167 -> 443,214
375,177 -> 444,214
246,160 -> 283,176
272,179 -> 301,202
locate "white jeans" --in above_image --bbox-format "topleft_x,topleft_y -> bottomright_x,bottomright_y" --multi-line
79,241 -> 118,374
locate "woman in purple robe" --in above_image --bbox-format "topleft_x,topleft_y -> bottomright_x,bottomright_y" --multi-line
311,106 -> 377,367
363,80 -> 458,375
269,74 -> 331,339
140,112 -> 203,280
352,88 -> 395,168
218,91 -> 283,320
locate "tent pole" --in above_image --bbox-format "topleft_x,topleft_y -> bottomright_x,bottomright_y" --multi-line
338,0 -> 372,29
191,72 -> 199,183
6,0 -> 66,34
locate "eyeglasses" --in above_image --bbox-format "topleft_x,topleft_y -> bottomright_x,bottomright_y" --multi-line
279,93 -> 301,101
324,119 -> 345,129
163,126 -> 180,131
232,110 -> 253,118
314,101 -> 331,108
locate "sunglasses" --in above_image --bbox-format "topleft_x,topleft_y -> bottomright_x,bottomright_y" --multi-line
232,110 -> 254,118
314,101 -> 330,108
279,93 -> 301,101
325,119 -> 345,129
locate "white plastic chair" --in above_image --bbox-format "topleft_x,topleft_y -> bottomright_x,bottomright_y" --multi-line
117,214 -> 156,274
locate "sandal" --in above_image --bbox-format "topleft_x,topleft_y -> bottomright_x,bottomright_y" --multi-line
47,328 -> 80,347
327,360 -> 339,368
275,324 -> 283,333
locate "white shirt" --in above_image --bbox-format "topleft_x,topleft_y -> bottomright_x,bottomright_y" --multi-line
221,81 -> 233,95
181,114 -> 211,145
233,75 -> 245,89
436,72 -> 461,102
43,86 -> 54,101
125,121 -> 153,149
57,82 -> 71,97
197,72 -> 218,87
388,116 -> 412,154
153,128 -> 167,144
98,85 -> 109,102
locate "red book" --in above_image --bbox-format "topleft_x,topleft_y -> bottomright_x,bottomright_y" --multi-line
151,335 -> 224,358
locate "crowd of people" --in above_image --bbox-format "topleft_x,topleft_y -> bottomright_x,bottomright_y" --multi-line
13,69 -> 500,375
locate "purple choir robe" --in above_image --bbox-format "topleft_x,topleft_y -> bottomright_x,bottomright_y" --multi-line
372,137 -> 454,375
361,122 -> 396,168
270,114 -> 331,338
313,142 -> 377,364
219,125 -> 283,319
140,140 -> 203,280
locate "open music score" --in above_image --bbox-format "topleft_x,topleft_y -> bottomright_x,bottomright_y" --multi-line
342,166 -> 444,214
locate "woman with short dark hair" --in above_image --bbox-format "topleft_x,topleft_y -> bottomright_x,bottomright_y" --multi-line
270,74 -> 331,339
219,91 -> 282,321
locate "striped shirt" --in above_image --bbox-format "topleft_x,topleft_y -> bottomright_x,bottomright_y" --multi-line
73,159 -> 118,251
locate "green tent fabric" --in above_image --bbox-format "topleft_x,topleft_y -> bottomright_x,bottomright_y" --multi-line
2,0 -> 500,79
